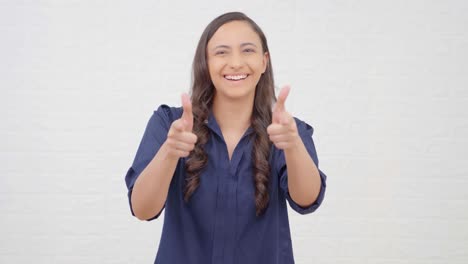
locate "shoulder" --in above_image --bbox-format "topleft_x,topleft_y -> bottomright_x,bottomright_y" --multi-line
292,116 -> 314,137
153,104 -> 183,123
144,104 -> 183,132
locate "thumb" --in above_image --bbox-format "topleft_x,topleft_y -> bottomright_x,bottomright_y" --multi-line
276,85 -> 290,112
181,93 -> 193,131
273,85 -> 290,123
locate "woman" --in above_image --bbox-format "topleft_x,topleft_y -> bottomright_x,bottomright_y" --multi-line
125,11 -> 327,264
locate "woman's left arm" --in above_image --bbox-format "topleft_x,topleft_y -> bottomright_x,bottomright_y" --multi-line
283,137 -> 321,207
267,85 -> 322,207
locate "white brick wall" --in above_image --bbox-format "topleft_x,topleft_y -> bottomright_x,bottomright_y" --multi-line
1,0 -> 467,263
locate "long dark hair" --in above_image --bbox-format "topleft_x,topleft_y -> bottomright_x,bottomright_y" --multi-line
184,12 -> 276,216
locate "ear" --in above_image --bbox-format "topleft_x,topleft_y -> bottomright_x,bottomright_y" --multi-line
262,51 -> 269,73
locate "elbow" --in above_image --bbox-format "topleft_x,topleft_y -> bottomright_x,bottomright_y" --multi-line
131,197 -> 152,221
131,203 -> 146,221
290,191 -> 318,208
130,190 -> 150,221
131,199 -> 146,221
132,203 -> 158,221
130,193 -> 164,221
134,206 -> 164,221
134,211 -> 151,221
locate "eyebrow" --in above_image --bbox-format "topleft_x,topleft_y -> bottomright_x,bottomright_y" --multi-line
213,42 -> 258,50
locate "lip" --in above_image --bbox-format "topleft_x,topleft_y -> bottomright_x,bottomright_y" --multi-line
223,74 -> 250,81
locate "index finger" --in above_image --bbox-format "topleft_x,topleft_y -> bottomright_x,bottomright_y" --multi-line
181,93 -> 193,130
275,85 -> 290,112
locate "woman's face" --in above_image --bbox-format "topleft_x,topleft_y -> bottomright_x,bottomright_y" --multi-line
206,20 -> 268,101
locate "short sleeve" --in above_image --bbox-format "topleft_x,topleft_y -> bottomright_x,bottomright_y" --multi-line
124,105 -> 173,221
277,118 -> 327,215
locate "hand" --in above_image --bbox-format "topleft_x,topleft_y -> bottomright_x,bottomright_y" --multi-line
267,85 -> 300,150
164,93 -> 198,158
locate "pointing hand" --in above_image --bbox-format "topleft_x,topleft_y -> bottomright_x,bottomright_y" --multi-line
267,86 -> 300,150
165,93 -> 198,158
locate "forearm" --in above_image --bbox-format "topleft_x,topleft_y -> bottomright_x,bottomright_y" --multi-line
131,142 -> 178,220
284,137 -> 321,207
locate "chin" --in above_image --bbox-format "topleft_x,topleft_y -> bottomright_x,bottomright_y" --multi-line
216,86 -> 255,100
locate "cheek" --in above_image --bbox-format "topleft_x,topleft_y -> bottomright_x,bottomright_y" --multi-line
207,65 -> 220,82
208,58 -> 223,73
248,57 -> 266,73
208,61 -> 225,88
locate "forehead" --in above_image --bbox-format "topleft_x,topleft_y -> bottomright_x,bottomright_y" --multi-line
207,20 -> 262,48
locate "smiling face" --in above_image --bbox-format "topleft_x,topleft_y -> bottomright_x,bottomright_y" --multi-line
206,20 -> 269,101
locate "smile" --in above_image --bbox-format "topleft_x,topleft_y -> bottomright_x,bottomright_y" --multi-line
224,74 -> 249,81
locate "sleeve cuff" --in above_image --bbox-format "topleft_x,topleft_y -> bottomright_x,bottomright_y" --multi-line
285,169 -> 327,215
126,167 -> 165,221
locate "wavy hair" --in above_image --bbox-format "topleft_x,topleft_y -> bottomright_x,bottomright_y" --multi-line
184,12 -> 276,216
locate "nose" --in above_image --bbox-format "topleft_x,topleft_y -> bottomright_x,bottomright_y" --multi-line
228,52 -> 244,69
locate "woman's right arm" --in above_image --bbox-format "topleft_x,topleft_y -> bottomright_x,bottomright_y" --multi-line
130,94 -> 196,221
130,142 -> 179,220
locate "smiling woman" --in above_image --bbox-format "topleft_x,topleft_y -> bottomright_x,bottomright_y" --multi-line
124,11 -> 327,264
207,21 -> 268,102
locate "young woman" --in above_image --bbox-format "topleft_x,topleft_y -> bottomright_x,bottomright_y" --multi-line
125,11 -> 327,264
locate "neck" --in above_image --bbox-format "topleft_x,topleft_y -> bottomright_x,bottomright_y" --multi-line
212,93 -> 254,134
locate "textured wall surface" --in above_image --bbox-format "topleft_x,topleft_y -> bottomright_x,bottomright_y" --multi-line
1,0 -> 467,263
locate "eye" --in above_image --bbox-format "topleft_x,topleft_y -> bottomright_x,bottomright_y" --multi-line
215,50 -> 227,55
243,48 -> 255,53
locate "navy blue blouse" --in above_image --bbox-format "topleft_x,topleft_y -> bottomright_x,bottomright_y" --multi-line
125,104 -> 327,264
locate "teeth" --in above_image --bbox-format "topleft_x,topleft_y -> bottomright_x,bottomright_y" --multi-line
224,74 -> 248,80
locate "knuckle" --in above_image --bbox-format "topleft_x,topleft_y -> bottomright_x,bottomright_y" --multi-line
166,138 -> 174,146
167,129 -> 174,137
